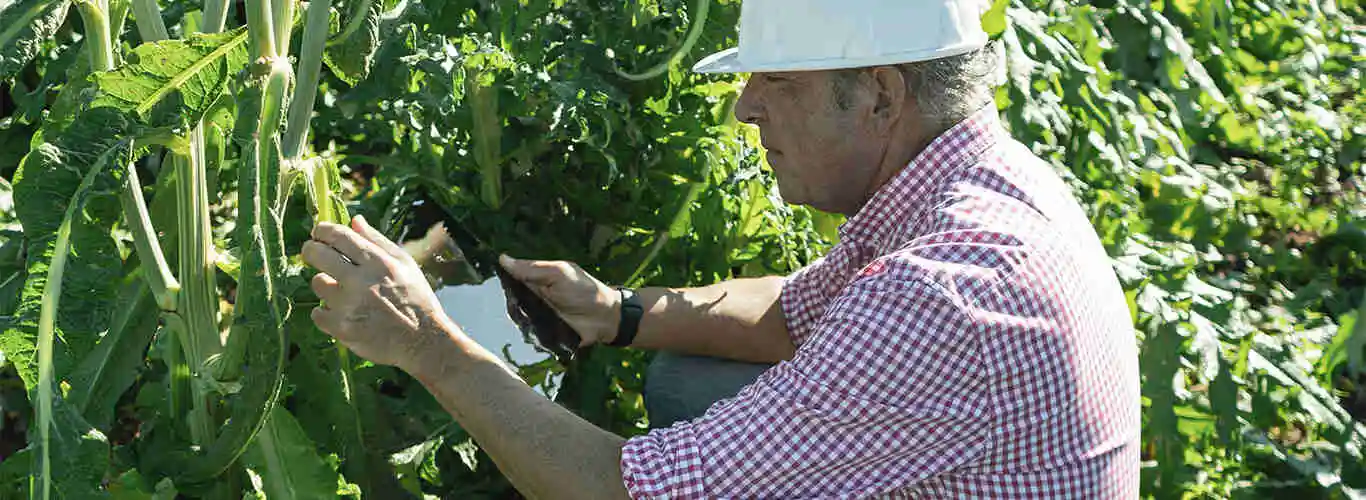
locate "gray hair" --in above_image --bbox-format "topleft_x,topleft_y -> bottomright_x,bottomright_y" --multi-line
833,40 -> 1004,131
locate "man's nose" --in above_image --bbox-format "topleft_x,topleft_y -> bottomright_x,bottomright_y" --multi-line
734,84 -> 763,125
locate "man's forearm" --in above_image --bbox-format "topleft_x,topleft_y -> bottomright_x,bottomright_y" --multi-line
627,276 -> 794,363
410,318 -> 631,500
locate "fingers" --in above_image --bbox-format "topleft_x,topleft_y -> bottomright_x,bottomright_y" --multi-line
302,240 -> 361,280
311,222 -> 384,269
311,272 -> 340,302
351,215 -> 411,262
311,306 -> 344,338
499,255 -> 573,287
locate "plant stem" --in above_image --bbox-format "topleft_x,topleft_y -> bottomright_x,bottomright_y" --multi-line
75,0 -> 116,71
221,60 -> 292,381
202,0 -> 230,34
281,0 -> 329,159
108,0 -> 131,52
130,0 -> 168,41
173,127 -> 223,445
272,0 -> 294,58
246,0 -> 277,58
121,166 -> 180,311
466,64 -> 501,209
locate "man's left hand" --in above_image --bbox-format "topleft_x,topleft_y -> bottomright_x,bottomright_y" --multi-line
302,215 -> 458,371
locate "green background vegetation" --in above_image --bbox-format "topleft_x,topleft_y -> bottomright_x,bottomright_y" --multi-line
0,0 -> 1363,497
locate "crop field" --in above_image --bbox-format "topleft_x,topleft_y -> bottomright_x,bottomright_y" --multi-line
0,0 -> 1363,498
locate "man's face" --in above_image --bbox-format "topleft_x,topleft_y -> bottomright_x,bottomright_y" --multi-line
733,70 -> 885,215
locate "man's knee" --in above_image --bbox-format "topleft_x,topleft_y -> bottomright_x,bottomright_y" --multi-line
643,352 -> 773,429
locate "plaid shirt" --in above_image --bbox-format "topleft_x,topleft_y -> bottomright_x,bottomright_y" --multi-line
620,106 -> 1141,498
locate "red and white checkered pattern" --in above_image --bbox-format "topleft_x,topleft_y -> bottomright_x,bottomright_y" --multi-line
621,106 -> 1141,498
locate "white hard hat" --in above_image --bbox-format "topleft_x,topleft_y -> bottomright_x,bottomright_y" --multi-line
693,0 -> 989,74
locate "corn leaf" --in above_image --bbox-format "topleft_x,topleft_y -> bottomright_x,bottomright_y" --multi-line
0,0 -> 69,79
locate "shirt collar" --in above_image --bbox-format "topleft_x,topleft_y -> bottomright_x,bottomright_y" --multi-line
838,105 -> 1006,248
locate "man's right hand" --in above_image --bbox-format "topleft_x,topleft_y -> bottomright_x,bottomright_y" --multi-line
497,255 -> 622,346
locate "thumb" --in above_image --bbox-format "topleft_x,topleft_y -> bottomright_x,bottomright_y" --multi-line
351,214 -> 408,260
499,255 -> 569,286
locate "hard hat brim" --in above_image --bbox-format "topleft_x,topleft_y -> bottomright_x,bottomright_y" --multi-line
692,41 -> 988,74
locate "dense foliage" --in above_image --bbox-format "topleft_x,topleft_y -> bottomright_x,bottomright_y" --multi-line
0,0 -> 1362,498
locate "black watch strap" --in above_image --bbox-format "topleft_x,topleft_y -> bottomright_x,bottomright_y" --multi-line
609,288 -> 643,348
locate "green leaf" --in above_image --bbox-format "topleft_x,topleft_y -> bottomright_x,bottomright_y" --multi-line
324,0 -> 380,85
42,395 -> 112,499
242,407 -> 341,500
38,44 -> 95,136
0,0 -> 70,79
0,447 -> 31,497
91,28 -> 252,126
1210,350 -> 1240,445
5,107 -> 136,393
0,235 -> 28,318
288,317 -> 408,497
1322,300 -> 1366,381
981,0 -> 1009,38
9,107 -> 134,500
66,269 -> 159,430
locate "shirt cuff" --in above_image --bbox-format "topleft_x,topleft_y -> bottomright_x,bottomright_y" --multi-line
620,422 -> 706,499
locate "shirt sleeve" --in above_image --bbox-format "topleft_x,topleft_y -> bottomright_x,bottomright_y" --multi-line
780,247 -> 848,347
621,262 -> 992,498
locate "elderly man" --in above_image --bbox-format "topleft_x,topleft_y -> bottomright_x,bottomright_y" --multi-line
302,0 -> 1141,497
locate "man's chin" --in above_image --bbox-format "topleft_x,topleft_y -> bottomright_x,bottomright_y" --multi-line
772,182 -> 812,209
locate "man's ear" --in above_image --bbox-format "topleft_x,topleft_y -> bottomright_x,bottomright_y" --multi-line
870,66 -> 907,133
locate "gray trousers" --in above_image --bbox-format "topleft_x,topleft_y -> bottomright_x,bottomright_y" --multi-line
643,352 -> 774,429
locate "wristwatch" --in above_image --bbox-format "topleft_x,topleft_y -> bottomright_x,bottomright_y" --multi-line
608,287 -> 644,348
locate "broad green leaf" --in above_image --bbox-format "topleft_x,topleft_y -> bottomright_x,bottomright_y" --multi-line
0,235 -> 28,318
324,0 -> 380,85
0,447 -> 30,497
41,396 -> 111,499
107,469 -> 177,500
36,43 -> 95,137
242,407 -> 340,500
92,28 -> 251,126
5,107 -> 136,393
289,317 -> 409,497
6,29 -> 80,125
66,269 -> 159,430
9,107 -> 134,500
0,0 -> 69,79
